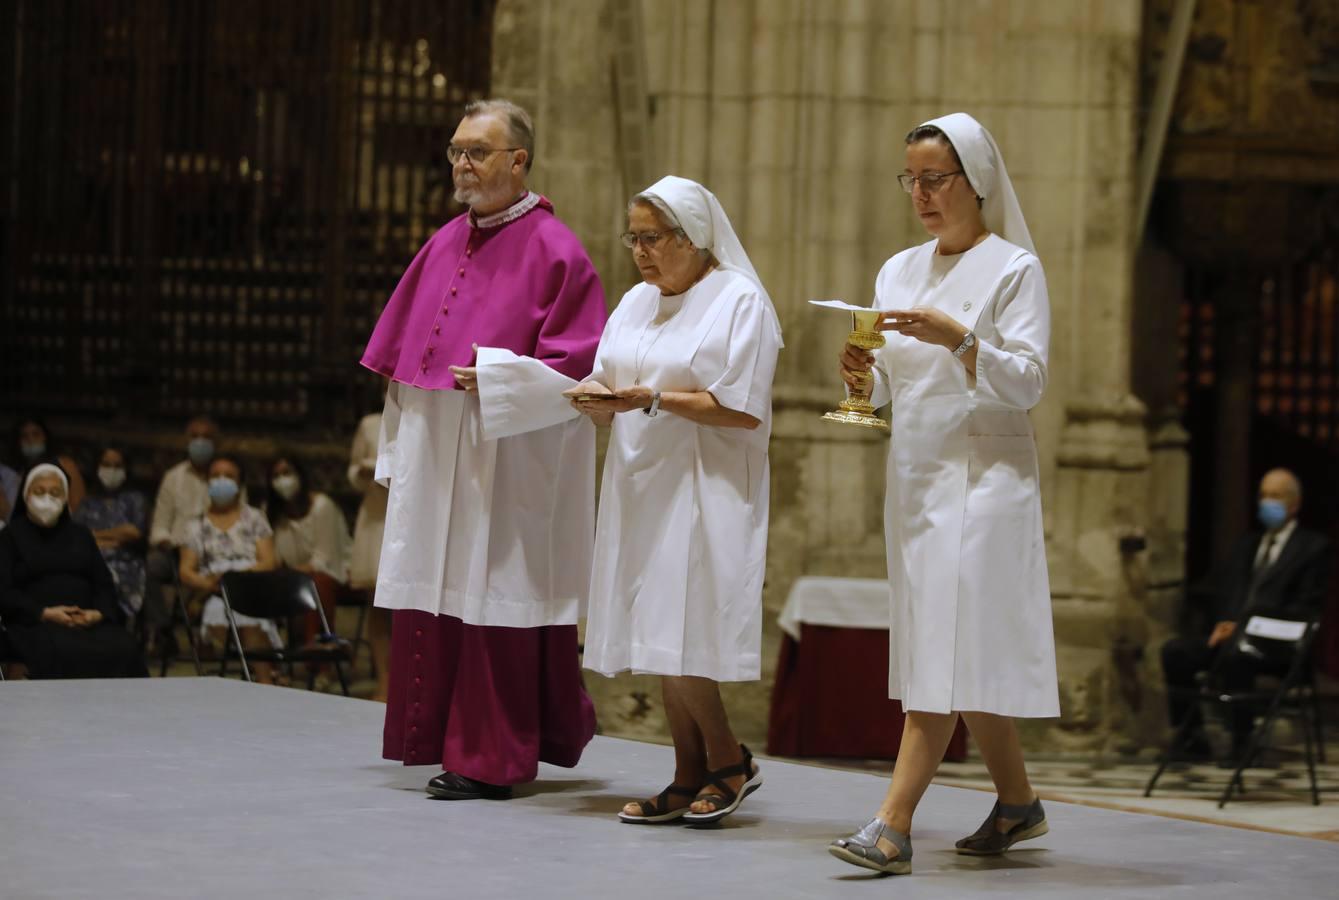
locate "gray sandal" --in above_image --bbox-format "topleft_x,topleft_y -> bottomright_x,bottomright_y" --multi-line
955,797 -> 1048,855
828,818 -> 912,875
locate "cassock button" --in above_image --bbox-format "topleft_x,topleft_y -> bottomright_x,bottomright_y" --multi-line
466,249 -> 472,257
458,268 -> 465,276
427,347 -> 435,355
451,287 -> 457,296
962,301 -> 972,311
415,653 -> 422,661
415,628 -> 423,637
421,363 -> 428,372
415,677 -> 422,685
434,325 -> 441,334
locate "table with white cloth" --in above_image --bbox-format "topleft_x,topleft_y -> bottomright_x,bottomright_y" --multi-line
767,576 -> 968,760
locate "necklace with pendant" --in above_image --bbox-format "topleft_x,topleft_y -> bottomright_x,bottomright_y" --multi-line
632,265 -> 714,385
632,318 -> 669,386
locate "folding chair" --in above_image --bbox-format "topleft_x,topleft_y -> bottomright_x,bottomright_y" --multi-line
158,549 -> 204,677
1145,614 -> 1324,807
218,570 -> 352,695
333,585 -> 375,680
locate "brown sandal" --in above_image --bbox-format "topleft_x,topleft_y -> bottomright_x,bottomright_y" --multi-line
618,784 -> 698,824
682,744 -> 763,826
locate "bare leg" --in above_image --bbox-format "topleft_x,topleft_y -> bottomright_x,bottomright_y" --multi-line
659,675 -> 753,814
960,711 -> 1036,830
367,604 -> 391,702
621,676 -> 709,817
867,711 -> 959,859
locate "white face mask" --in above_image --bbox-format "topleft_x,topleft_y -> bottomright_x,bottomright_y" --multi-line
271,474 -> 301,501
27,494 -> 66,527
98,466 -> 127,491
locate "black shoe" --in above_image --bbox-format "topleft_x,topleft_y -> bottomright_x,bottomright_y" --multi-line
426,771 -> 513,800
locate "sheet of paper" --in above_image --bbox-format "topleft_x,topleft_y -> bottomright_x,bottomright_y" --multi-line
808,299 -> 874,312
475,347 -> 583,440
1243,615 -> 1308,642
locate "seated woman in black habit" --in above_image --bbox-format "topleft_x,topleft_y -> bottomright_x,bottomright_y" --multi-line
0,462 -> 147,678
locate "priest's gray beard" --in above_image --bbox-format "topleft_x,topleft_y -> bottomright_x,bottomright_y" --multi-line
454,173 -> 506,211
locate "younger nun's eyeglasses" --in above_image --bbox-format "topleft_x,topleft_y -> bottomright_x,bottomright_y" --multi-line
897,171 -> 964,194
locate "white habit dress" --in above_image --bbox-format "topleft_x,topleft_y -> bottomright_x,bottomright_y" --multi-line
372,351 -> 595,628
869,234 -> 1059,717
583,269 -> 780,681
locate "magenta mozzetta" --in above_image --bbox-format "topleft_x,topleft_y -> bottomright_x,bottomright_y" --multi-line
361,192 -> 606,388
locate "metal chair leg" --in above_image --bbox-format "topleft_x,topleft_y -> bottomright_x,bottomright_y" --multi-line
1310,676 -> 1326,764
1146,709 -> 1201,797
224,607 -> 252,683
1218,697 -> 1284,809
1301,699 -> 1321,806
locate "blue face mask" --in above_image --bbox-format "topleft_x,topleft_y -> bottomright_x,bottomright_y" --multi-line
1258,499 -> 1289,531
208,477 -> 240,506
188,437 -> 215,466
20,441 -> 46,461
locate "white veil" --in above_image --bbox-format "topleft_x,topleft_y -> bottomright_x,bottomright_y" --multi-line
919,113 -> 1035,256
638,175 -> 784,347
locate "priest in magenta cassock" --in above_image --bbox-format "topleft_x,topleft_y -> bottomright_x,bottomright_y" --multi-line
360,99 -> 607,801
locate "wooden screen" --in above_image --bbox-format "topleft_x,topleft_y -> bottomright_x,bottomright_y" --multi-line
0,0 -> 495,435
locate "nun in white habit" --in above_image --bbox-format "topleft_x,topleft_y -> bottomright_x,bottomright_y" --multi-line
827,114 -> 1059,876
568,175 -> 781,826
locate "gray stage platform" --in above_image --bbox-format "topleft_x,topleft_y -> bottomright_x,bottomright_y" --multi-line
1,679 -> 1335,899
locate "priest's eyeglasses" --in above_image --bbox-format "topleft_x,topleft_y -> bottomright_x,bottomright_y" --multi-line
897,171 -> 964,194
620,230 -> 683,250
446,145 -> 522,165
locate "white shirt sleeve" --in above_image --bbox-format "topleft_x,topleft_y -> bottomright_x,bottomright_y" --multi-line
971,256 -> 1050,410
374,385 -> 402,487
475,347 -> 583,441
704,292 -> 780,421
307,494 -> 352,583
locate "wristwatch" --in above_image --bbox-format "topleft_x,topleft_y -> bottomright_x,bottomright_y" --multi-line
952,331 -> 977,358
644,390 -> 662,417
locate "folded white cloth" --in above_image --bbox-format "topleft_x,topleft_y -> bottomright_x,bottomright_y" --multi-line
777,576 -> 891,640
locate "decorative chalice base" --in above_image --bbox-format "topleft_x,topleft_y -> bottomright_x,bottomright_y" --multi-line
822,397 -> 890,430
822,311 -> 890,431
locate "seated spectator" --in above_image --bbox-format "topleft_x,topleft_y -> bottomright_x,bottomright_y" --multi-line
0,462 -> 147,678
14,418 -> 86,513
266,454 -> 351,644
73,446 -> 148,622
348,407 -> 389,700
0,459 -> 18,526
144,415 -> 227,650
1161,468 -> 1332,761
178,455 -> 280,683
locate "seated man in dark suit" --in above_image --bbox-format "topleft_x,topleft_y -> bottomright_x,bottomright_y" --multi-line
1162,468 -> 1331,761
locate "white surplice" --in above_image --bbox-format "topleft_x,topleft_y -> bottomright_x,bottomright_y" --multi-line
372,350 -> 594,628
869,234 -> 1059,717
582,269 -> 779,682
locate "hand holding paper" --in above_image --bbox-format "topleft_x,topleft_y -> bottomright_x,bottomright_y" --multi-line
474,347 -> 585,440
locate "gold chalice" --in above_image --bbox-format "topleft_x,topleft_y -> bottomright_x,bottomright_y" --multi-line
822,309 -> 890,431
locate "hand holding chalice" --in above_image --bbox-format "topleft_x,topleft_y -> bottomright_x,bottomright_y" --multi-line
810,301 -> 890,431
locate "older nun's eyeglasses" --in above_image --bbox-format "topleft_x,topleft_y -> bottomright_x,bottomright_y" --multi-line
897,171 -> 964,194
620,230 -> 682,250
